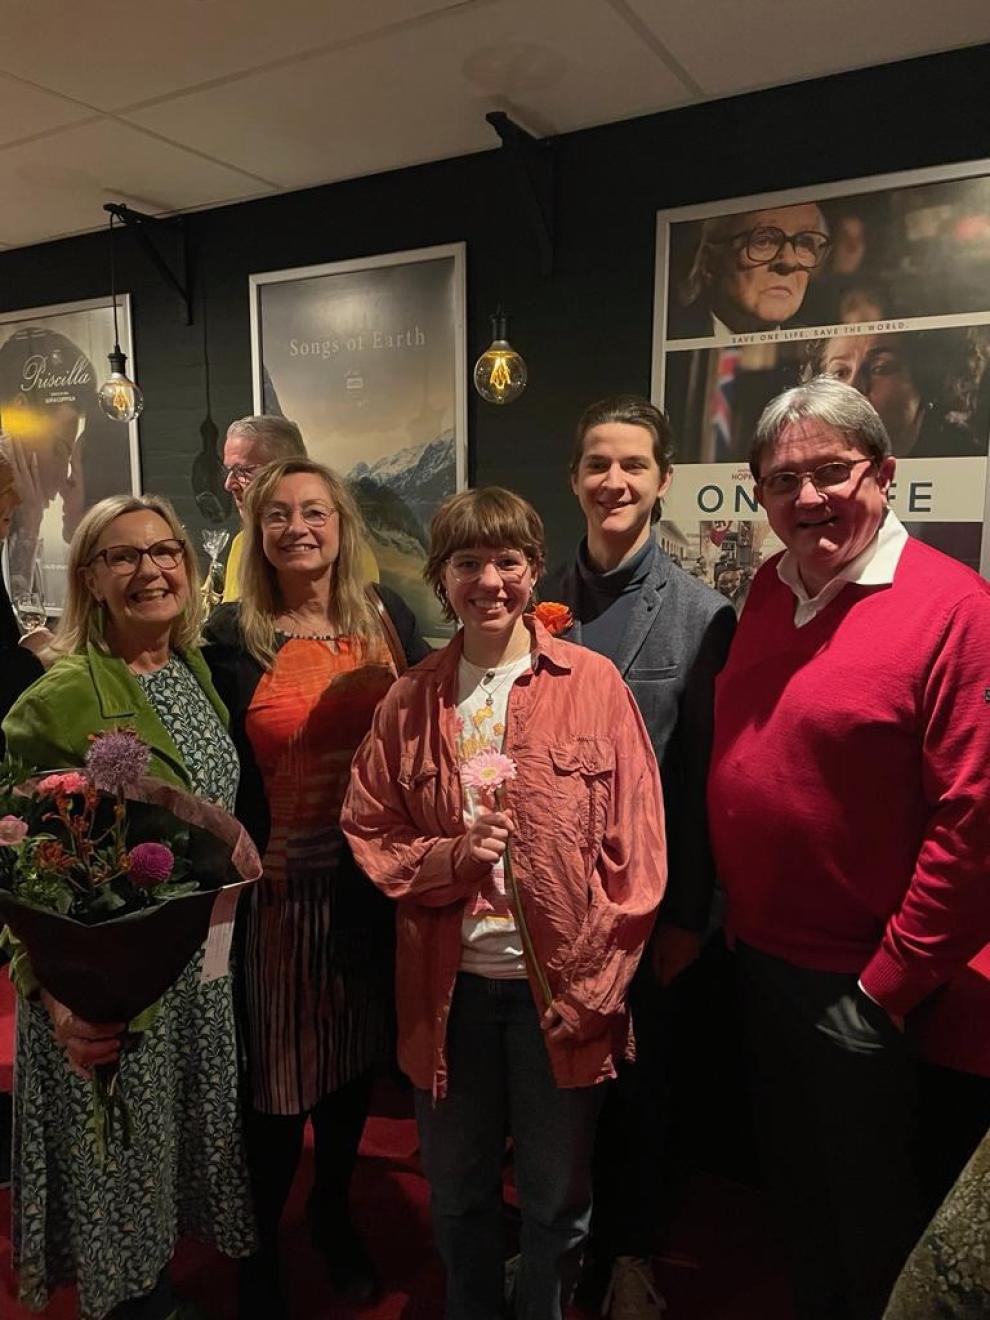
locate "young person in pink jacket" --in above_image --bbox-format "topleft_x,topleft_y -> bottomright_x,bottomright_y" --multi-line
342,487 -> 666,1320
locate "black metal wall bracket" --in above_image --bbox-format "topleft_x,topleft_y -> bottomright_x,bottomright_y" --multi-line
486,111 -> 555,277
103,202 -> 193,326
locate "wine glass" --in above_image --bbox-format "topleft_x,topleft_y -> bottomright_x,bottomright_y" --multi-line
201,528 -> 231,610
14,590 -> 47,633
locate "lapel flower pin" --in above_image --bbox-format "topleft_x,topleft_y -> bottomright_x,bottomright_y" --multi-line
532,601 -> 573,636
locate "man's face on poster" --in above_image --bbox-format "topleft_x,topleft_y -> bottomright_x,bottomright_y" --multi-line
704,203 -> 828,333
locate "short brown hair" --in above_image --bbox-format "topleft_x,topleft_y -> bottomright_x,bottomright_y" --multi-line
571,395 -> 675,524
425,487 -> 545,621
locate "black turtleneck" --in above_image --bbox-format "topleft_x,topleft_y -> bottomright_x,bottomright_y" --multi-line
575,535 -> 656,667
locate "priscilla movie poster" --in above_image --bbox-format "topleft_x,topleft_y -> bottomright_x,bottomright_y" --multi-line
0,296 -> 139,617
249,244 -> 467,639
651,161 -> 990,606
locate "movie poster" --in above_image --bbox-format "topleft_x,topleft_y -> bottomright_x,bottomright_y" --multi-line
250,244 -> 467,639
651,163 -> 990,603
0,296 -> 140,617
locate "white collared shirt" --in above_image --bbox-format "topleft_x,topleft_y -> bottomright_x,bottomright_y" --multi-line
776,509 -> 909,627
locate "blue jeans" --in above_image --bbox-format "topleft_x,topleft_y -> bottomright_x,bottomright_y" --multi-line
415,973 -> 607,1320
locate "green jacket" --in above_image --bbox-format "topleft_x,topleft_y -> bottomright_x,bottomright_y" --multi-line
2,641 -> 229,791
1,641 -> 230,996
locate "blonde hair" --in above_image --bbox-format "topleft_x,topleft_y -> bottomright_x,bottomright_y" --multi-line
238,458 -> 379,668
53,494 -> 203,656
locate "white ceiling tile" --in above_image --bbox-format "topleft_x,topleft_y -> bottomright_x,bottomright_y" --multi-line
625,0 -> 990,96
0,72 -> 94,146
123,0 -> 692,189
0,0 -> 469,110
0,120 -> 274,248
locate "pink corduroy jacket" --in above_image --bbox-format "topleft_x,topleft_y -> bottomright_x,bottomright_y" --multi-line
341,618 -> 667,1098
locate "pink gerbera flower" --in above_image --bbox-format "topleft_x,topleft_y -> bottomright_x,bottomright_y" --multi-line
460,750 -> 518,793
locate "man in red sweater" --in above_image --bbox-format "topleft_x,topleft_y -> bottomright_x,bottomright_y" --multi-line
708,377 -> 990,1320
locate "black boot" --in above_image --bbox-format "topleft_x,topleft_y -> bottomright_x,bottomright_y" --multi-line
237,1247 -> 287,1320
306,1193 -> 380,1308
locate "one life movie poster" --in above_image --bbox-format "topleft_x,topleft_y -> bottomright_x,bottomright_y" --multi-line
651,164 -> 990,610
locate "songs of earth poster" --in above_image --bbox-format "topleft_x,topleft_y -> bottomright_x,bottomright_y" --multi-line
249,244 -> 467,639
0,296 -> 140,617
651,161 -> 990,606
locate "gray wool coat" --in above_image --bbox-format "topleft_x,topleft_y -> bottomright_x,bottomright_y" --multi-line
542,546 -> 736,933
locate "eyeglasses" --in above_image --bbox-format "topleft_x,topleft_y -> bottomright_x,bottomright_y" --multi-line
759,457 -> 875,499
261,505 -> 336,530
446,552 -> 530,584
89,539 -> 186,574
718,225 -> 831,269
222,463 -> 262,484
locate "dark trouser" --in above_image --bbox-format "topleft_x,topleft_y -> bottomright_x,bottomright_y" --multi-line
590,955 -> 672,1258
737,943 -> 924,1320
244,1068 -> 375,1251
917,1063 -> 990,1214
415,974 -> 607,1320
108,1269 -> 176,1320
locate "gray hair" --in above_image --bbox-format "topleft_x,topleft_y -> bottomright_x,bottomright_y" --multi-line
681,205 -> 829,309
749,376 -> 892,480
225,414 -> 306,461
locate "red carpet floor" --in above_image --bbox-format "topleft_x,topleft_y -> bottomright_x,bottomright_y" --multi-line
0,967 -> 794,1318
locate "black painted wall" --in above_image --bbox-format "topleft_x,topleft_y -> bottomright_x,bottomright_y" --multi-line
2,43 -> 988,570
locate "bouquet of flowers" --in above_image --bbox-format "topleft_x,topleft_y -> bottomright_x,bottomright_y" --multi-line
0,729 -> 261,1156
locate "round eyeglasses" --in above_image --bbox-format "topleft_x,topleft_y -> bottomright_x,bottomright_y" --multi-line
446,552 -> 530,584
89,539 -> 186,574
759,457 -> 874,499
719,225 -> 831,270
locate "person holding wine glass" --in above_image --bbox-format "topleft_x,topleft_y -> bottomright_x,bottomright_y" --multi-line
342,486 -> 667,1320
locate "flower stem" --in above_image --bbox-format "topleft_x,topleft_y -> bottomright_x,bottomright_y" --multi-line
496,786 -> 552,1009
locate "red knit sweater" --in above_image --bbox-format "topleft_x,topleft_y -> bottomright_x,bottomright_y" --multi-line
709,538 -> 990,1023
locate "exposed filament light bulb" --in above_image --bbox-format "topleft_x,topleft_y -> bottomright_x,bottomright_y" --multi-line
473,311 -> 527,405
98,346 -> 144,423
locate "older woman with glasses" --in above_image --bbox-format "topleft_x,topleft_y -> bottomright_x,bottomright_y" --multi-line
202,458 -> 427,1318
2,493 -> 255,1320
342,487 -> 667,1320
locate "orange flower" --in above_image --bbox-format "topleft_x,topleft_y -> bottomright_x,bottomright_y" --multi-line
532,600 -> 573,636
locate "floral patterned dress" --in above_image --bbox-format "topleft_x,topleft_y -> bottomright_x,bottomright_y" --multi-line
12,655 -> 255,1320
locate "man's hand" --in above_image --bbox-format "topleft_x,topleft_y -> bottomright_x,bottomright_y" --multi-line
40,990 -> 124,1080
651,923 -> 702,988
455,809 -> 513,877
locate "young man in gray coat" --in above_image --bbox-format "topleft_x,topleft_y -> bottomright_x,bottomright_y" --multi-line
541,395 -> 736,1319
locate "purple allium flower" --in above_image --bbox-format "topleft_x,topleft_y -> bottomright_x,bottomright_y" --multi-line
127,842 -> 175,888
85,730 -> 151,794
